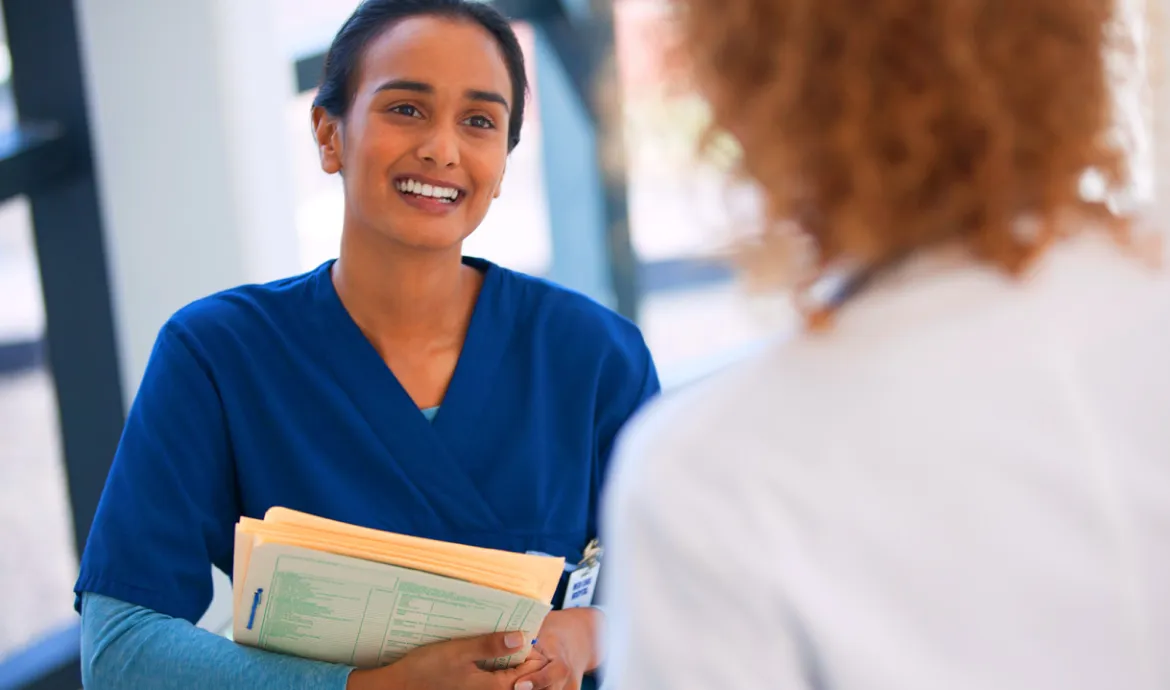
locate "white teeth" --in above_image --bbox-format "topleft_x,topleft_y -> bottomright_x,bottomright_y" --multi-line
397,178 -> 459,201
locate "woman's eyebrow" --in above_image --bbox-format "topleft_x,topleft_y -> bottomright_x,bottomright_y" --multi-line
466,89 -> 510,112
374,78 -> 432,95
374,79 -> 509,112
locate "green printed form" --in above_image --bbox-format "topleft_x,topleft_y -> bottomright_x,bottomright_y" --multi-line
233,543 -> 552,670
380,582 -> 517,666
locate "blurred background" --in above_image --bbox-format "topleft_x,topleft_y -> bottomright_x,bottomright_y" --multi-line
0,0 -> 1159,688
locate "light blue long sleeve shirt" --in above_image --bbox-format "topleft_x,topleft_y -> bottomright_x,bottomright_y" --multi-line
80,593 -> 354,689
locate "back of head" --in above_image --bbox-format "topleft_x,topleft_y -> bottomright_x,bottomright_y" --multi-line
675,0 -> 1130,291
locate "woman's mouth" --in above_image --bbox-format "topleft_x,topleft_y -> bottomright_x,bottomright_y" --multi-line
394,177 -> 464,213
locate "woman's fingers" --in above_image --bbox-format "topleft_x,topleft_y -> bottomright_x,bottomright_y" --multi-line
490,652 -> 550,689
512,658 -> 573,690
434,630 -> 528,664
508,656 -> 551,678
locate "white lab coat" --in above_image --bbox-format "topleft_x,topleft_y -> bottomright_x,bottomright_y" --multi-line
603,234 -> 1170,690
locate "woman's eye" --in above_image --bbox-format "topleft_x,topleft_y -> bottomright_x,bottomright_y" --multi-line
390,104 -> 422,118
465,115 -> 495,130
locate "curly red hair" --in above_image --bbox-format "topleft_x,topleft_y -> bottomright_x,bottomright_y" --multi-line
673,0 -> 1134,294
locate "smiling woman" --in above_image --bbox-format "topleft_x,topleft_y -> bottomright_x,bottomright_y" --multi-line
311,4 -> 524,262
73,2 -> 658,690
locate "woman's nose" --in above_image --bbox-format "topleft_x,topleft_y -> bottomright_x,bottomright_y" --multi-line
417,125 -> 460,168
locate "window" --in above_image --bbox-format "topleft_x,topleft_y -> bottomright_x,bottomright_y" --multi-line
0,195 -> 77,661
614,0 -> 775,378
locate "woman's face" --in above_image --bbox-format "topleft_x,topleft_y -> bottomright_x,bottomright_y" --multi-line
315,16 -> 513,252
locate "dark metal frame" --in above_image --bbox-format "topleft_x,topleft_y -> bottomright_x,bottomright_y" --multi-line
0,123 -> 73,201
0,0 -> 125,687
535,0 -> 644,321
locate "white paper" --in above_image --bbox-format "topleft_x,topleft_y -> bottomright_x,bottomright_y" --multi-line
232,543 -> 551,670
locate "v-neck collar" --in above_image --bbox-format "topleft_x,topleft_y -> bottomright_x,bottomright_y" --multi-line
314,254 -> 512,425
428,257 -> 515,439
308,255 -> 516,533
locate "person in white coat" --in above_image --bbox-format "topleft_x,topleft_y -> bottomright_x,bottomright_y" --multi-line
602,1 -> 1170,689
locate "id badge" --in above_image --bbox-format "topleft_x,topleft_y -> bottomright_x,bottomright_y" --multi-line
564,562 -> 600,609
563,539 -> 603,609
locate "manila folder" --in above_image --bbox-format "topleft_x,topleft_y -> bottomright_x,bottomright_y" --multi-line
232,542 -> 550,670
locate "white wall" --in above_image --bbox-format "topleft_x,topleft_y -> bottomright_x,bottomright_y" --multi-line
76,0 -> 301,401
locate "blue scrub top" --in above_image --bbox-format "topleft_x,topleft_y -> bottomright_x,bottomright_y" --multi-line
75,257 -> 659,625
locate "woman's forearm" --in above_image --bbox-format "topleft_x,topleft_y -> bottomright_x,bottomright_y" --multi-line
81,592 -> 354,690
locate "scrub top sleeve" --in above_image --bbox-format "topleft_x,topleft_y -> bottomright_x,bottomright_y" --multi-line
75,320 -> 240,625
596,342 -> 661,472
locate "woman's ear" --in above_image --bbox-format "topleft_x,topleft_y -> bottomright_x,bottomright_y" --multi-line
312,106 -> 344,175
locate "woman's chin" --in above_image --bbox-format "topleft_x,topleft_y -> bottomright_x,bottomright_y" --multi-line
350,209 -> 477,254
382,228 -> 469,254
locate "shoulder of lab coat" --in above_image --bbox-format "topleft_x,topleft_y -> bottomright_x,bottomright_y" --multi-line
602,233 -> 1170,690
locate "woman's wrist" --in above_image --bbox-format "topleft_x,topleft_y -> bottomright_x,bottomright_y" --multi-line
344,668 -> 370,690
579,606 -> 606,672
346,666 -> 396,690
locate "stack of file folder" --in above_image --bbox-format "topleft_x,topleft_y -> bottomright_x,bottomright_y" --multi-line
232,507 -> 565,669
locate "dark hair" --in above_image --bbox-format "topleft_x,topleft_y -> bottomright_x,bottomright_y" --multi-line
313,0 -> 529,152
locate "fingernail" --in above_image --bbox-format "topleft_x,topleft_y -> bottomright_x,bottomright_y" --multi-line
505,631 -> 524,648
516,683 -> 534,690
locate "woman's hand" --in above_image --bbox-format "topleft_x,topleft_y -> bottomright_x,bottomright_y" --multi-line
346,631 -> 546,690
512,608 -> 604,690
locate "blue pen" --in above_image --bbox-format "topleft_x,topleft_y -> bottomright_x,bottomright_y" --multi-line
246,588 -> 263,630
